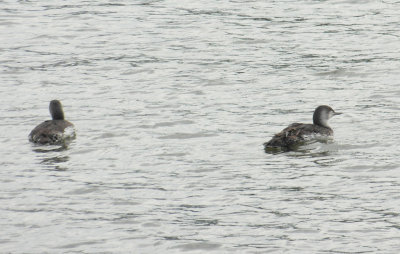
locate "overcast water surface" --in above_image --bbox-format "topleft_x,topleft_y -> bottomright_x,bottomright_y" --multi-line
1,0 -> 400,253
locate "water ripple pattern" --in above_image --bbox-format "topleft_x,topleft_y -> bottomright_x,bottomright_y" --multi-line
1,0 -> 399,253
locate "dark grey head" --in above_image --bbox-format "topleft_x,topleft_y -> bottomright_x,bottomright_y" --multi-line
313,105 -> 341,128
49,100 -> 65,120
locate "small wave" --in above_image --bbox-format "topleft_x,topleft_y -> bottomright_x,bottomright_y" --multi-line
159,132 -> 217,139
138,120 -> 194,129
172,242 -> 221,251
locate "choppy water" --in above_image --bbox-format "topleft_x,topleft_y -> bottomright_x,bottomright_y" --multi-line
1,0 -> 400,253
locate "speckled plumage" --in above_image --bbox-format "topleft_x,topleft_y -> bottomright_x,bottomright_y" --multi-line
29,120 -> 74,144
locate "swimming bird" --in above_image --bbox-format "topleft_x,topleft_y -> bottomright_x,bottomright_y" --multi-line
264,105 -> 341,151
29,100 -> 76,145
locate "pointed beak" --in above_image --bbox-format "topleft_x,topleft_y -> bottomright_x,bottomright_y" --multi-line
334,112 -> 342,116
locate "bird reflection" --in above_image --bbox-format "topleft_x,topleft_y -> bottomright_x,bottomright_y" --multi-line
31,143 -> 71,171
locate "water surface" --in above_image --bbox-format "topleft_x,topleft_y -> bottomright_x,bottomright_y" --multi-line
1,0 -> 399,253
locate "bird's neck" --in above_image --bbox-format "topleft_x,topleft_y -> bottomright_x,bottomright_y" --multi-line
313,118 -> 330,128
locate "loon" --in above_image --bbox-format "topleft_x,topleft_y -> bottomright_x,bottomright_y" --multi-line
29,100 -> 76,145
264,105 -> 341,151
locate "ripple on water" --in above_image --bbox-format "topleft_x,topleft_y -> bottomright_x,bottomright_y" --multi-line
172,242 -> 221,252
159,132 -> 218,139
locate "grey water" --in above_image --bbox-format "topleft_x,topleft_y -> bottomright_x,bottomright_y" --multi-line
1,0 -> 400,253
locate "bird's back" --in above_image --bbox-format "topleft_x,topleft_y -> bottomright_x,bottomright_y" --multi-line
29,120 -> 74,144
264,123 -> 332,150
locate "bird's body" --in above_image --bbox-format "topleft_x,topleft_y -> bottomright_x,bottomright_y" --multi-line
264,105 -> 340,151
29,119 -> 74,144
29,100 -> 75,145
